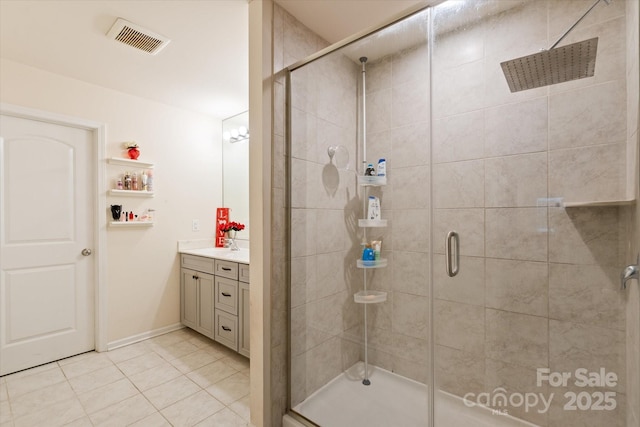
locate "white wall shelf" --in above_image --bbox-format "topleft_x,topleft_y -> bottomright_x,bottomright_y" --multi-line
109,189 -> 155,197
109,221 -> 154,228
107,157 -> 156,227
354,290 -> 387,304
108,157 -> 154,169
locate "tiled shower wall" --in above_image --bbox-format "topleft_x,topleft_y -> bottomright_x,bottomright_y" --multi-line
288,50 -> 363,406
272,3 -> 363,421
426,2 -> 629,427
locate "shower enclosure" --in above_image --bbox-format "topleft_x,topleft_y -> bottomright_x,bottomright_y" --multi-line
286,1 -> 637,426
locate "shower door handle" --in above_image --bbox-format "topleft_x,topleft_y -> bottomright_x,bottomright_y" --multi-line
445,231 -> 459,277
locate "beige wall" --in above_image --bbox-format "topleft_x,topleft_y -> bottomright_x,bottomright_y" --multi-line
0,58 -> 222,345
248,0 -> 274,425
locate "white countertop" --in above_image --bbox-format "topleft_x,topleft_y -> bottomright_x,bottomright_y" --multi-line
180,247 -> 250,264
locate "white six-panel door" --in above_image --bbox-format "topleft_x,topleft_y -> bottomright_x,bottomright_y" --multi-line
0,114 -> 95,375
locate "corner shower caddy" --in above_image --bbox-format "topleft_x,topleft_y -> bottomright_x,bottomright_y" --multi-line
355,175 -> 388,304
356,171 -> 388,386
355,56 -> 388,386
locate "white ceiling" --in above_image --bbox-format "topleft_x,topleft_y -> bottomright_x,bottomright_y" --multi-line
0,0 -> 249,120
274,0 -> 424,45
0,0 -> 425,120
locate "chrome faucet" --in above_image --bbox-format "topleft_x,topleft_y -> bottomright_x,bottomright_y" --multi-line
621,255 -> 639,290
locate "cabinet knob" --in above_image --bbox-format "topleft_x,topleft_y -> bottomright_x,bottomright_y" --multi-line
221,292 -> 231,297
193,275 -> 198,280
222,326 -> 232,331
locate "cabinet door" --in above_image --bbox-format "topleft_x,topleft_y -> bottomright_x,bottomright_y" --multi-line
181,268 -> 198,330
198,272 -> 215,339
239,282 -> 250,358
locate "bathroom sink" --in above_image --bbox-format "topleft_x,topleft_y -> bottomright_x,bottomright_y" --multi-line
180,247 -> 250,263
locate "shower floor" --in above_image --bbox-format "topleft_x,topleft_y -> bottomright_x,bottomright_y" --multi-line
294,362 -> 427,427
291,362 -> 539,427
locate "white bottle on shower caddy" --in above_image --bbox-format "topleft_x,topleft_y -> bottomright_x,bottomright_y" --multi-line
377,158 -> 386,177
367,196 -> 381,220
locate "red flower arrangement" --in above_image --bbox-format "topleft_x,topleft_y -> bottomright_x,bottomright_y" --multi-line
220,221 -> 245,233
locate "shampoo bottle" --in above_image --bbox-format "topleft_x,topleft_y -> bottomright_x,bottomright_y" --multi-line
377,158 -> 386,176
367,196 -> 381,220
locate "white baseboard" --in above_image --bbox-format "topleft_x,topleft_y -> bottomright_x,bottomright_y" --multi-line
106,323 -> 185,351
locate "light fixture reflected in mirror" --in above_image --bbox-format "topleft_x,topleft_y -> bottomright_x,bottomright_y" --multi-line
223,125 -> 250,143
222,111 -> 250,241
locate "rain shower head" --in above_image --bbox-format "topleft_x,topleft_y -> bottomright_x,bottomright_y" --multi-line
501,0 -> 609,93
501,37 -> 598,92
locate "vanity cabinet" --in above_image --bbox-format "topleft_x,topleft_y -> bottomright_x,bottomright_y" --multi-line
180,254 -> 249,357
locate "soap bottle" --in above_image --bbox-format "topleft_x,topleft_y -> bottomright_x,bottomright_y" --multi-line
367,196 -> 381,220
123,171 -> 132,190
365,163 -> 376,176
146,170 -> 154,191
362,244 -> 375,261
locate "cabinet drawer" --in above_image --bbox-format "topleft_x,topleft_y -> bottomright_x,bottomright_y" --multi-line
215,276 -> 238,315
215,259 -> 238,279
239,264 -> 250,283
181,254 -> 215,274
215,310 -> 238,351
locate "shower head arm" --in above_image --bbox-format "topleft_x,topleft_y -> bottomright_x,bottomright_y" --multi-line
549,0 -> 609,50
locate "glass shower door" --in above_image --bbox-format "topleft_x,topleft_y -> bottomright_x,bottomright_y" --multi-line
430,1 -> 628,426
287,8 -> 432,427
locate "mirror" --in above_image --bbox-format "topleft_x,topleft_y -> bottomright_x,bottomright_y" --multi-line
222,111 -> 250,240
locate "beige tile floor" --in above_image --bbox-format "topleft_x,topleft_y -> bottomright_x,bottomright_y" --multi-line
0,328 -> 251,427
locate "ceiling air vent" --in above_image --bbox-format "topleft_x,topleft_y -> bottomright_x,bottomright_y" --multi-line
107,18 -> 170,55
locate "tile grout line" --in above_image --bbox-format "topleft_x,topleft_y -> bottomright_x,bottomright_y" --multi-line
4,329 -> 251,427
